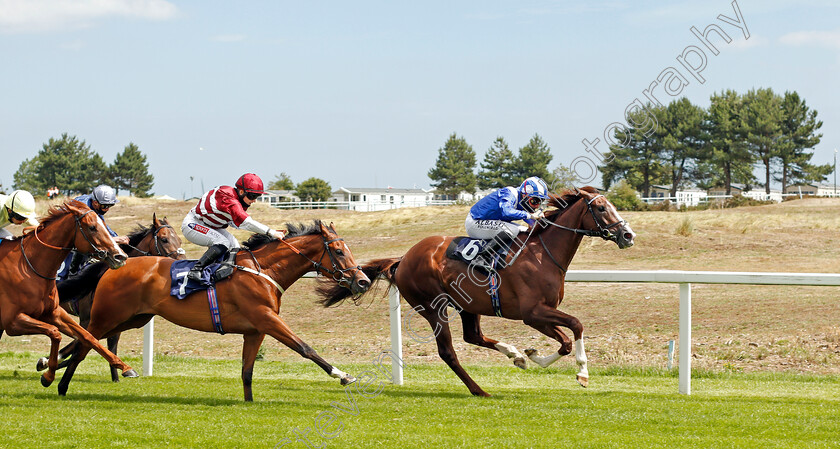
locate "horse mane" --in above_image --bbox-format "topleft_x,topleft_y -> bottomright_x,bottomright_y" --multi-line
126,224 -> 153,247
9,199 -> 86,243
241,220 -> 329,250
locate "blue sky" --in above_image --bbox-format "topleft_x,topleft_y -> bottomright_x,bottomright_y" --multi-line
2,0 -> 839,198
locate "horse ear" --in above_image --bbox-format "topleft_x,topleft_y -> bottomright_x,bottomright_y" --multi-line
329,221 -> 336,231
153,212 -> 159,226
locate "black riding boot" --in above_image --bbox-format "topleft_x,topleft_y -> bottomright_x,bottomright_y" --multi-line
475,232 -> 515,271
187,244 -> 227,282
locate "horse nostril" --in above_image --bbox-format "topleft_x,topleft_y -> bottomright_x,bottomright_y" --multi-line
357,279 -> 371,290
624,232 -> 634,241
115,254 -> 128,262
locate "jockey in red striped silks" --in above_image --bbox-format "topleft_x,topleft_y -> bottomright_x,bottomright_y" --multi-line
181,173 -> 284,281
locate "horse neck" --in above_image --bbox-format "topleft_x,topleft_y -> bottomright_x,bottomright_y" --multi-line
126,230 -> 153,257
26,213 -> 76,273
540,199 -> 588,270
251,235 -> 325,285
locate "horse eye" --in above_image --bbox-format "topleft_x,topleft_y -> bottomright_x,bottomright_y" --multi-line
161,238 -> 169,243
598,206 -> 606,212
335,249 -> 344,256
88,225 -> 97,232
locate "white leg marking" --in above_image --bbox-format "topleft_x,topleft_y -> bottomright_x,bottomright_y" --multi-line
575,338 -> 589,387
329,367 -> 347,379
524,348 -> 562,368
495,342 -> 527,369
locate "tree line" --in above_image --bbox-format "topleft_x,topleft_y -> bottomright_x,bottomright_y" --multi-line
13,133 -> 155,197
601,88 -> 829,197
427,132 -> 558,196
265,173 -> 333,202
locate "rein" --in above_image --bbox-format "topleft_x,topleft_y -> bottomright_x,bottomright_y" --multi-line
21,209 -> 105,280
277,235 -> 361,290
124,224 -> 186,258
542,194 -> 626,240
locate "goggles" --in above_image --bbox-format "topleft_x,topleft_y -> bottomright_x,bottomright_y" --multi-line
245,192 -> 262,201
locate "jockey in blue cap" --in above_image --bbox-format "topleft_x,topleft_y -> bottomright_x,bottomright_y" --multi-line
62,185 -> 128,276
465,176 -> 550,268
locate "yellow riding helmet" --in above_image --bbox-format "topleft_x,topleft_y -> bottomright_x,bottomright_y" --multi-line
5,190 -> 37,220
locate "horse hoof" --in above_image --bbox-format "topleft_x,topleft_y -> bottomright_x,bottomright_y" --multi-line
340,375 -> 356,386
36,357 -> 48,372
524,348 -> 537,357
576,375 -> 589,388
122,369 -> 139,378
513,356 -> 527,370
40,374 -> 53,388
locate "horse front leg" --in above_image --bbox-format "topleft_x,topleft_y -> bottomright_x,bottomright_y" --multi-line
523,306 -> 588,387
107,334 -> 121,382
460,311 -> 526,369
4,313 -> 63,387
49,307 -> 136,378
253,310 -> 356,387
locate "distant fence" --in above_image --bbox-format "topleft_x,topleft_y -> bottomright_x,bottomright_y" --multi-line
260,200 -> 457,211
141,270 -> 840,395
641,192 -> 840,207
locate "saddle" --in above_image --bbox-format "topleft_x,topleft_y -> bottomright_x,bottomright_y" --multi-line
169,250 -> 238,300
445,237 -> 511,272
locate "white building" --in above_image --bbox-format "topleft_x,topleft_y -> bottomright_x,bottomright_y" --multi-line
256,190 -> 300,206
331,187 -> 436,212
784,183 -> 839,198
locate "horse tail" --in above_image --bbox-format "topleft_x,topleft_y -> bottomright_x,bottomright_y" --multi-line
56,261 -> 109,304
317,257 -> 401,308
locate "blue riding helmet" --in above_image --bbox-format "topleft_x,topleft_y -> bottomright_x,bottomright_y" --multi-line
92,185 -> 119,205
518,177 -> 549,200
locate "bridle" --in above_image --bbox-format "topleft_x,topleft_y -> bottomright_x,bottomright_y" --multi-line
21,209 -> 111,280
124,224 -> 186,258
543,194 -> 626,241
277,233 -> 362,290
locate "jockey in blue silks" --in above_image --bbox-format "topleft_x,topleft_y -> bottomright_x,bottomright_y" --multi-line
61,185 -> 128,277
465,176 -> 550,268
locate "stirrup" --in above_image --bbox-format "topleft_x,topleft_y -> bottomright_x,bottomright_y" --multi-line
186,268 -> 203,282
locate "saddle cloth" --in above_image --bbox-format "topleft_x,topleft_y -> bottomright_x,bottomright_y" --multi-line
445,237 -> 510,265
169,259 -> 228,300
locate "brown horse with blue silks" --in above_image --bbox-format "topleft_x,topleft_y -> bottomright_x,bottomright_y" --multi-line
319,187 -> 635,397
55,220 -> 370,401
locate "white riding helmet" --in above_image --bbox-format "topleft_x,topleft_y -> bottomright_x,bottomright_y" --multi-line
5,190 -> 37,220
92,185 -> 119,206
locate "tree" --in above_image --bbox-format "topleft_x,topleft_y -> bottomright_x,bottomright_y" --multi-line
13,133 -> 108,195
512,134 -> 553,182
295,177 -> 332,201
775,91 -> 830,190
427,133 -> 477,197
550,163 -> 582,191
110,143 -> 154,197
601,103 -> 666,197
742,88 -> 783,194
477,137 -> 517,189
660,98 -> 706,197
705,90 -> 755,195
268,172 -> 295,190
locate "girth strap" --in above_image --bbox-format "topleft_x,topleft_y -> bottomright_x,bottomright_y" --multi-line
207,286 -> 224,334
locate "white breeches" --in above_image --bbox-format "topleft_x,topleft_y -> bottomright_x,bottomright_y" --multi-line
181,210 -> 239,250
465,215 -> 522,240
0,227 -> 12,240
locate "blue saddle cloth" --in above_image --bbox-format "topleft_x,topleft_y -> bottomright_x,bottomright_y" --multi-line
445,237 -> 510,264
170,260 -> 226,300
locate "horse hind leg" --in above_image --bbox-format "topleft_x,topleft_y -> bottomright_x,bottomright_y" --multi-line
107,334 -> 121,382
460,311 -> 526,369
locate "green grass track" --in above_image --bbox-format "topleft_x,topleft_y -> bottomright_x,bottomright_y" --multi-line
1,352 -> 838,449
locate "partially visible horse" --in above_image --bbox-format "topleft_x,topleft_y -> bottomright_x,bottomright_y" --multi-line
0,200 -> 133,388
56,221 -> 371,401
36,213 -> 186,381
319,187 -> 635,396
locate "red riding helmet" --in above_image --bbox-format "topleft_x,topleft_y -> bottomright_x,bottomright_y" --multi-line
235,173 -> 268,195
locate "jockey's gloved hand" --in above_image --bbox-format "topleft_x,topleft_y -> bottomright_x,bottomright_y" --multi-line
528,210 -> 545,221
518,225 -> 529,233
267,229 -> 286,240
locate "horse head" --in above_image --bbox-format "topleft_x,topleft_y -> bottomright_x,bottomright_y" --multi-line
312,221 -> 371,294
574,187 -> 636,249
548,187 -> 636,249
152,213 -> 187,260
65,200 -> 128,268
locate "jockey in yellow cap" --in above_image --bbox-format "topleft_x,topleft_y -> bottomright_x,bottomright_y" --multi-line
0,190 -> 39,240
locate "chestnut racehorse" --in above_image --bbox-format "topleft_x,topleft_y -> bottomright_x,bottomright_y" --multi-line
319,187 -> 636,396
0,200 -> 132,388
36,213 -> 186,381
57,221 -> 371,401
